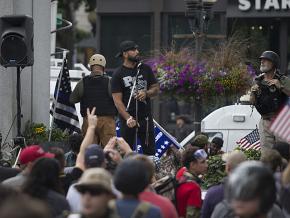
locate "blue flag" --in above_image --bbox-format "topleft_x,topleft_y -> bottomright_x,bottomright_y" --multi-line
116,119 -> 182,158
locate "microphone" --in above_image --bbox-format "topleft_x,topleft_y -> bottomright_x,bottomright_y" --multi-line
137,61 -> 142,69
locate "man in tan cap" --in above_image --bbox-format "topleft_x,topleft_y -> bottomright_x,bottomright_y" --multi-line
68,168 -> 115,218
70,54 -> 117,147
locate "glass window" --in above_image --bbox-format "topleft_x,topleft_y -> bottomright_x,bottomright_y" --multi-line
167,14 -> 222,50
100,15 -> 152,68
228,18 -> 280,67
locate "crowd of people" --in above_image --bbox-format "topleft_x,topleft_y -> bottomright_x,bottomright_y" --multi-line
0,43 -> 290,218
0,106 -> 289,218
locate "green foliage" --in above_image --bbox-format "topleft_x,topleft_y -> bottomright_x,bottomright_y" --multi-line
236,147 -> 261,160
202,148 -> 261,189
75,28 -> 91,43
202,155 -> 226,189
23,121 -> 69,145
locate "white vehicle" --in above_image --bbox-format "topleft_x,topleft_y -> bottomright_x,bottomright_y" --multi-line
181,104 -> 261,152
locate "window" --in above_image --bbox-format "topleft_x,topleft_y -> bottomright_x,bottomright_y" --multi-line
100,15 -> 152,68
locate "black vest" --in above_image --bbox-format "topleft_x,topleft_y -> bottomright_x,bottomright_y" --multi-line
80,76 -> 116,117
254,73 -> 288,115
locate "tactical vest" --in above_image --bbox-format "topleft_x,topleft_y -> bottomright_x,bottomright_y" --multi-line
254,75 -> 287,115
80,76 -> 116,117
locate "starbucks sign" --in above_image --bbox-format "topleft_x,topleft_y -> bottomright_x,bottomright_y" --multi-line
238,0 -> 290,11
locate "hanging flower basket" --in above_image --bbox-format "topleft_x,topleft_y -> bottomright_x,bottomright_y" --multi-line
146,39 -> 256,101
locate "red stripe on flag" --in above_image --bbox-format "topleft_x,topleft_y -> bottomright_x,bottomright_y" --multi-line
270,103 -> 290,143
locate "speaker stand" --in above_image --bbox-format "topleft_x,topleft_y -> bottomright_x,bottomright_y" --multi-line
16,66 -> 22,136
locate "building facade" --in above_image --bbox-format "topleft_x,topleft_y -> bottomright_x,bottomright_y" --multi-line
95,0 -> 290,132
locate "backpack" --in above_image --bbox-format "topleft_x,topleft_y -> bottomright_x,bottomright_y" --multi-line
153,173 -> 201,207
152,175 -> 178,203
108,200 -> 151,218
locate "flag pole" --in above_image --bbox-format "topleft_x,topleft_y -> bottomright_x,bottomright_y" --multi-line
153,119 -> 184,150
49,51 -> 68,141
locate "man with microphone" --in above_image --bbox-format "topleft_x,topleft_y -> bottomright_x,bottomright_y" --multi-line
111,40 -> 159,155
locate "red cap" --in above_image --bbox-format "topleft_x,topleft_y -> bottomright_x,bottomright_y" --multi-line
19,145 -> 55,165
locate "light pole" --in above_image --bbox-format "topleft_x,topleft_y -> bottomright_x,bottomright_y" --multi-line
184,0 -> 216,133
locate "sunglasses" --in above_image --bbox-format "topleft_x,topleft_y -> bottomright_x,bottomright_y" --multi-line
193,149 -> 208,160
78,187 -> 108,196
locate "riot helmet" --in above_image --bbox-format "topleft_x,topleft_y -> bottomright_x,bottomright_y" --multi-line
89,54 -> 106,68
259,51 -> 279,68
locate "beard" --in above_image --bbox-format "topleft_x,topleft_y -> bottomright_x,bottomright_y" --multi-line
128,54 -> 141,63
259,64 -> 271,73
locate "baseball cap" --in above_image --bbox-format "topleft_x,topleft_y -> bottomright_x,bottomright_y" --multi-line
192,134 -> 209,148
19,145 -> 54,165
115,40 -> 138,57
75,168 -> 112,194
84,144 -> 105,168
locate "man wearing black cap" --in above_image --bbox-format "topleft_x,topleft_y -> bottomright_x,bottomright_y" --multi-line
250,51 -> 290,148
111,40 -> 159,155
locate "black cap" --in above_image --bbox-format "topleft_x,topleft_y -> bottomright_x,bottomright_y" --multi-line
115,40 -> 138,58
84,144 -> 105,168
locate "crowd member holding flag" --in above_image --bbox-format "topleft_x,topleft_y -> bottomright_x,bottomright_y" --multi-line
250,51 -> 290,148
70,54 -> 117,147
111,40 -> 159,155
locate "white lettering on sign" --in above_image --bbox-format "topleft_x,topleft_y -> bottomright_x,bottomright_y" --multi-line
264,0 -> 280,10
238,0 -> 290,10
256,0 -> 262,10
239,0 -> 251,10
282,0 -> 290,8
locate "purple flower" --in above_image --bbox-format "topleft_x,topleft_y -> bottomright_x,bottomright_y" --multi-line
247,65 -> 256,77
215,82 -> 224,94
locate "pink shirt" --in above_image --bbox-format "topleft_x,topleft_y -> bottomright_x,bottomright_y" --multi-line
139,190 -> 178,218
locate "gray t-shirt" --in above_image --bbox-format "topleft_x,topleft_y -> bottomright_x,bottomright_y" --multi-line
211,200 -> 285,218
2,173 -> 27,190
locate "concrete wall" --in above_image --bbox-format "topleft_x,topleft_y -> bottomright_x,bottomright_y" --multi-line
0,0 -> 50,141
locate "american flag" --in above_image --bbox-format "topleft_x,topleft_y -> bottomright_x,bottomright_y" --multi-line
50,59 -> 80,134
237,129 -> 261,150
116,119 -> 182,158
270,98 -> 290,143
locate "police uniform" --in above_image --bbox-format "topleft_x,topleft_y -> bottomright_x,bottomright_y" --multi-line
70,54 -> 117,147
251,51 -> 290,148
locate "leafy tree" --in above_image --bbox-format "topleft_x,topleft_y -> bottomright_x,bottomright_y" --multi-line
56,0 -> 96,67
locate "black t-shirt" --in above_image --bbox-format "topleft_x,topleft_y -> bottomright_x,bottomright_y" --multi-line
111,64 -> 157,118
60,167 -> 83,195
0,167 -> 20,182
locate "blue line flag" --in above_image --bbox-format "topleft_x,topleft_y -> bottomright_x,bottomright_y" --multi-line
116,119 -> 182,158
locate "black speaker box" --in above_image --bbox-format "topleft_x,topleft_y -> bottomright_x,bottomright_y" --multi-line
0,15 -> 34,67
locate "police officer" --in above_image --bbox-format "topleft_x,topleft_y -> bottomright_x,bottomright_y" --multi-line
250,51 -> 290,148
70,54 -> 117,147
